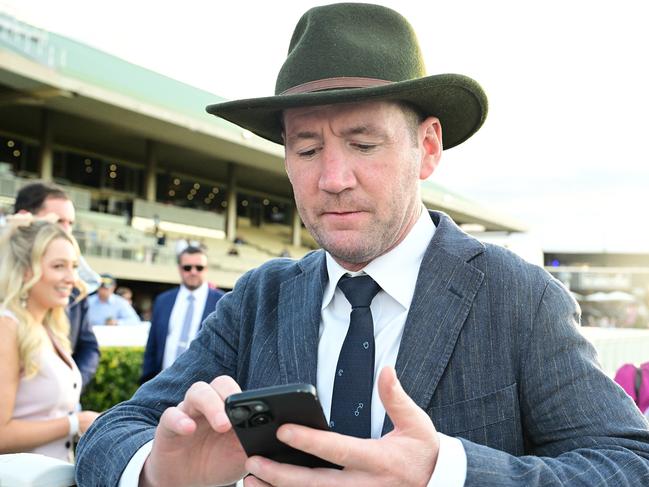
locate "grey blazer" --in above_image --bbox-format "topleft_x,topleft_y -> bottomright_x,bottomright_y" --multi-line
76,211 -> 649,486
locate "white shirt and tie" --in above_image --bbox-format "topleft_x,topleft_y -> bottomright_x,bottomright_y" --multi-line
161,282 -> 210,370
121,208 -> 467,486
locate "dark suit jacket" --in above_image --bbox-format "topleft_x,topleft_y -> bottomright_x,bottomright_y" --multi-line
140,286 -> 224,384
76,212 -> 649,486
67,290 -> 100,390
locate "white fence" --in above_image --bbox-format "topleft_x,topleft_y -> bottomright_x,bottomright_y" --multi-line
92,323 -> 150,347
580,327 -> 649,377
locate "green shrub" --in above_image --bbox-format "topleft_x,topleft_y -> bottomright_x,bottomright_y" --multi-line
81,347 -> 144,412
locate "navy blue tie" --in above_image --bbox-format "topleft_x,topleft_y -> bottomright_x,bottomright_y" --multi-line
330,274 -> 381,438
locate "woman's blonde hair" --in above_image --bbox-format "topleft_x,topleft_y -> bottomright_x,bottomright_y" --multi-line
0,220 -> 86,378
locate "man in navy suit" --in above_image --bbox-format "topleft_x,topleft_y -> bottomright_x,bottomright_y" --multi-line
140,246 -> 223,384
77,4 -> 649,486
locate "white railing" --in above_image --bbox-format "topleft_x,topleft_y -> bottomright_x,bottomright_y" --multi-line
92,322 -> 150,347
580,326 -> 649,376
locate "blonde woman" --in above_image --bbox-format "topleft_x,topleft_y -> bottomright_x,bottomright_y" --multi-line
0,219 -> 99,462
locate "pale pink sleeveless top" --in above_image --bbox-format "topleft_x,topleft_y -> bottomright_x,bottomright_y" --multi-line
2,309 -> 82,462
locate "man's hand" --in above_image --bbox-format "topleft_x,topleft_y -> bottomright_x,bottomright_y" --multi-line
140,375 -> 247,487
77,410 -> 100,434
244,366 -> 440,487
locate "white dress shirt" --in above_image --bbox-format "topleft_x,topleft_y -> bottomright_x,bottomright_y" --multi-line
121,208 -> 466,486
318,207 -> 466,486
161,282 -> 210,370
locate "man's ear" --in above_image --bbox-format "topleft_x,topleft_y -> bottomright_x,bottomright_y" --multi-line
419,116 -> 443,180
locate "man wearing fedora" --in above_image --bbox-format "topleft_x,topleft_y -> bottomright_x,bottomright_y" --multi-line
76,3 -> 649,486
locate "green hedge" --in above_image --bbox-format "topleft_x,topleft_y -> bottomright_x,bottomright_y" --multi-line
81,347 -> 144,412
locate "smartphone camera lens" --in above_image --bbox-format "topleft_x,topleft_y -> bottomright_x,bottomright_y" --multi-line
251,402 -> 268,413
249,413 -> 272,426
229,406 -> 250,423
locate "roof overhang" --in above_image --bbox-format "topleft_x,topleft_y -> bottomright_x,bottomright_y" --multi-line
0,42 -> 524,232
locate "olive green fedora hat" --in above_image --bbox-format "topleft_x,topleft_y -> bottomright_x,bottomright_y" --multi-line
206,2 -> 487,150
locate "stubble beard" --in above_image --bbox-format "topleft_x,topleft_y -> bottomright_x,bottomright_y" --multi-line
300,202 -> 407,267
310,221 -> 390,265
183,279 -> 202,291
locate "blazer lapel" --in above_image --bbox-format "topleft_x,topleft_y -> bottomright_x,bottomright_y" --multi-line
277,252 -> 327,387
201,293 -> 213,322
383,212 -> 485,434
198,290 -> 220,329
159,289 -> 179,342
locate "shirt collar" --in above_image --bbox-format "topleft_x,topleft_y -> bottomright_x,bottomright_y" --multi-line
322,207 -> 435,310
178,282 -> 209,301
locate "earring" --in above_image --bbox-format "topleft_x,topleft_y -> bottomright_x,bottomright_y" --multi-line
19,291 -> 28,309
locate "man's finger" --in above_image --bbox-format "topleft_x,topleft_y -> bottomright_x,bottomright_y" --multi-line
243,473 -> 273,487
378,366 -> 433,435
178,376 -> 241,433
210,374 -> 243,398
246,455 -> 344,487
178,381 -> 222,426
211,375 -> 243,430
157,406 -> 197,439
275,424 -> 376,469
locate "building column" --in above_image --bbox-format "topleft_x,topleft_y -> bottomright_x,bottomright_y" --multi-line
226,163 -> 237,241
291,203 -> 302,248
145,140 -> 157,202
39,109 -> 53,181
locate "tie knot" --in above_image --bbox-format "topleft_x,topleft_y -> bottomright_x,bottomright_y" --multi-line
338,275 -> 381,309
187,294 -> 195,302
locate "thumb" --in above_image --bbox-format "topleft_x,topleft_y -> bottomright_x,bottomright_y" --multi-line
378,366 -> 433,434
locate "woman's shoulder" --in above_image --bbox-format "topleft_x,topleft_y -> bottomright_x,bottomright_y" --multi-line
0,307 -> 18,321
0,308 -> 19,324
0,309 -> 19,344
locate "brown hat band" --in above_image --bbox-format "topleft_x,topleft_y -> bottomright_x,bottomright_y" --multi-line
280,76 -> 392,95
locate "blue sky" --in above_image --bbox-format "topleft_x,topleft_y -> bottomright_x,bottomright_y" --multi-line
2,0 -> 648,253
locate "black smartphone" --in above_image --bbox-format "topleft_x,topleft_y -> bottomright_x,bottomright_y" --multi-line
225,383 -> 341,469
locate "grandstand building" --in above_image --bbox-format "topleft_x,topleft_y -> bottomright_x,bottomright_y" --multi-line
0,12 -> 525,315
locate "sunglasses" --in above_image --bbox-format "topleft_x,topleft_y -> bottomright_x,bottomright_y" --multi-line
181,265 -> 205,272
